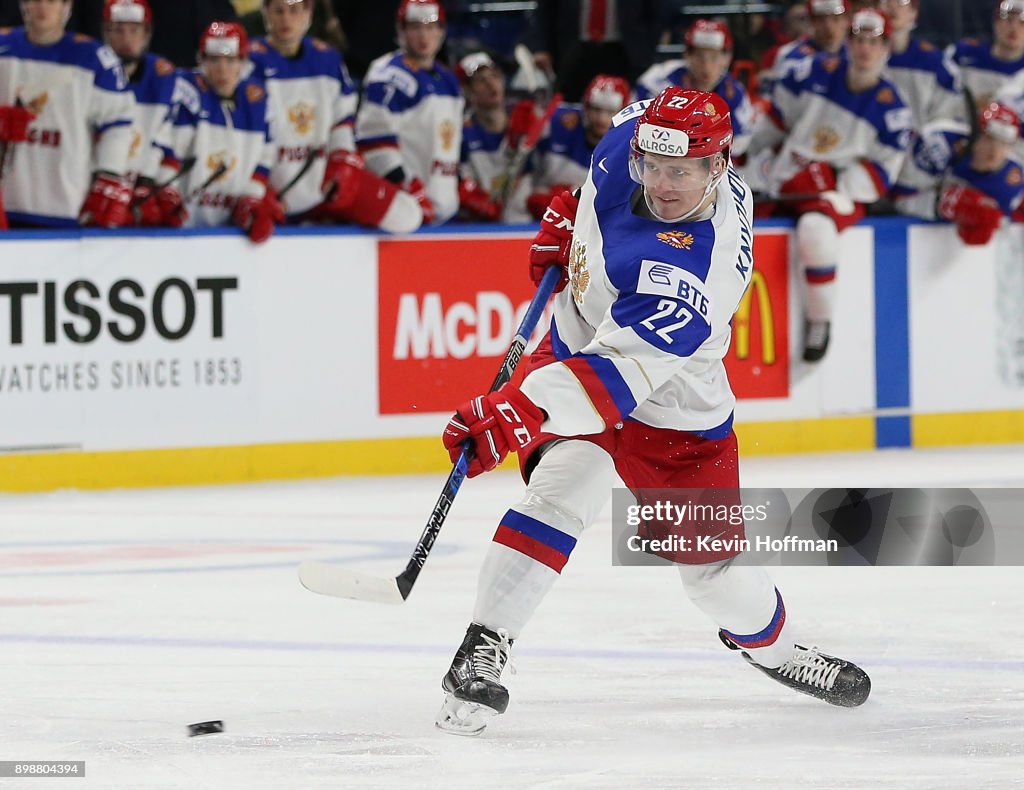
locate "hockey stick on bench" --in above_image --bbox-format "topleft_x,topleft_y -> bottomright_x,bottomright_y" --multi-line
298,264 -> 562,604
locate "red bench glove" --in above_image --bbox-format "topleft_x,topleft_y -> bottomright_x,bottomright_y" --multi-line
321,149 -> 364,212
458,178 -> 502,221
80,174 -> 133,228
779,161 -> 837,196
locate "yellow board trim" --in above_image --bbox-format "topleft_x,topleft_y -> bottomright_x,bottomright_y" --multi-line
0,416 -> 879,492
913,410 -> 1024,447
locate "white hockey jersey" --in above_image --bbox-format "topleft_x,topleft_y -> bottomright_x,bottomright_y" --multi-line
248,36 -> 357,216
356,51 -> 464,224
123,52 -> 179,182
0,28 -> 134,226
459,116 -> 533,223
519,102 -> 754,438
886,37 -> 964,128
165,71 -> 274,228
748,54 -> 911,202
949,37 -> 1024,108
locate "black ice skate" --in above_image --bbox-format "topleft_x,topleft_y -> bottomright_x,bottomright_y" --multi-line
720,631 -> 871,707
435,623 -> 513,736
803,319 -> 831,362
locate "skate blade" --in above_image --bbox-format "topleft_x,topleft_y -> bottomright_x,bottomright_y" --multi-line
434,694 -> 498,737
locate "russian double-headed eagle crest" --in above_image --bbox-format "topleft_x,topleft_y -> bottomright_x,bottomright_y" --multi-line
288,101 -> 316,135
569,239 -> 590,307
813,126 -> 840,154
657,230 -> 695,250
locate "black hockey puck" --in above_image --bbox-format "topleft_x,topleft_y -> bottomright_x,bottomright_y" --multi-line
187,720 -> 224,737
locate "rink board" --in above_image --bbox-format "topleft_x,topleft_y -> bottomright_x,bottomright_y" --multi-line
0,220 -> 1022,490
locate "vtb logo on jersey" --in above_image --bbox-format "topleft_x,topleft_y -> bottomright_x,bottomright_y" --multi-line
813,126 -> 840,154
206,152 -> 236,180
657,230 -> 695,250
288,102 -> 316,135
440,119 -> 456,151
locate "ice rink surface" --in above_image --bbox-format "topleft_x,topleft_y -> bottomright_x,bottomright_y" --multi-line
2,446 -> 1023,789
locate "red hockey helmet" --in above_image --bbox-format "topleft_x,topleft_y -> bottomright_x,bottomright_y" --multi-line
631,87 -> 733,161
200,21 -> 249,58
849,8 -> 891,38
103,0 -> 152,24
397,0 -> 446,27
684,19 -> 733,52
980,102 -> 1021,144
583,74 -> 631,113
806,0 -> 848,17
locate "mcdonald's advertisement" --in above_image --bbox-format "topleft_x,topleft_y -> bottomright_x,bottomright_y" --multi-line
377,229 -> 790,416
725,230 -> 789,399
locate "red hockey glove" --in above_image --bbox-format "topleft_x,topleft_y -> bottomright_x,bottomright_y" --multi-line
458,178 -> 502,221
321,149 -> 363,212
779,161 -> 837,197
528,189 -> 578,293
406,177 -> 434,225
135,184 -> 187,227
442,384 -> 546,478
233,189 -> 285,243
938,184 -> 1000,226
526,183 -> 574,221
956,219 -> 1001,246
80,173 -> 133,228
506,99 -> 537,149
0,104 -> 35,143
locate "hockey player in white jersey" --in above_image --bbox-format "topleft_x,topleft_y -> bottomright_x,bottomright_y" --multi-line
101,0 -> 184,228
356,0 -> 463,225
760,0 -> 850,102
249,0 -> 423,233
747,8 -> 911,362
0,0 -> 135,228
436,87 -> 871,736
894,101 -> 1024,245
634,20 -> 755,157
949,0 -> 1024,109
163,22 -> 283,242
879,0 -> 964,129
526,74 -> 631,220
456,51 -> 530,223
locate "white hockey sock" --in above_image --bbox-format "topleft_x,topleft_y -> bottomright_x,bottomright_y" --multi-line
677,563 -> 794,669
796,211 -> 839,322
472,441 -> 614,640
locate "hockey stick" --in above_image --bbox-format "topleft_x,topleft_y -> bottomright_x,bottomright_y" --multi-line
183,161 -> 230,204
491,91 -> 563,206
128,156 -> 198,209
298,265 -> 562,604
278,146 -> 327,206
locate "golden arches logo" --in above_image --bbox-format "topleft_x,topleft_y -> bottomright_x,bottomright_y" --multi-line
733,270 -> 776,365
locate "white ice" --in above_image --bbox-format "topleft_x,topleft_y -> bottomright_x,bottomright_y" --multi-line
2,446 -> 1023,789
